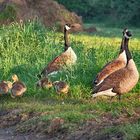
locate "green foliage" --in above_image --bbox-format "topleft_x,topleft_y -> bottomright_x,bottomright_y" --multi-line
56,0 -> 140,26
0,3 -> 16,20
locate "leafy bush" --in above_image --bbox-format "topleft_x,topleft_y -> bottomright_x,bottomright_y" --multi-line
0,3 -> 16,21
56,0 -> 140,26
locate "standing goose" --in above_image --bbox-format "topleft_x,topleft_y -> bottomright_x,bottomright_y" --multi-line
11,74 -> 27,98
38,24 -> 77,78
92,29 -> 139,99
93,29 -> 129,86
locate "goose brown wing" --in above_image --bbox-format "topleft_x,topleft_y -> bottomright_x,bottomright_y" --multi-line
94,59 -> 125,85
41,53 -> 70,75
94,68 -> 127,93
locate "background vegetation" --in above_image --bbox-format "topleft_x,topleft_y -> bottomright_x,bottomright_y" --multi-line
56,0 -> 140,26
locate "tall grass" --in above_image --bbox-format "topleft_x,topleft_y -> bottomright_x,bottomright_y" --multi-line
0,21 -> 140,99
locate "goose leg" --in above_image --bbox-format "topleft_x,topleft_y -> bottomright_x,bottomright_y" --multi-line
118,95 -> 121,101
110,96 -> 115,102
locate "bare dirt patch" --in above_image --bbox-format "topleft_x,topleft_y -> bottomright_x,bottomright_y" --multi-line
0,107 -> 140,140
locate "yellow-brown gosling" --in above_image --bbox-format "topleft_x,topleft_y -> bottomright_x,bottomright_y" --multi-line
53,81 -> 69,95
93,28 -> 130,87
0,81 -> 12,95
36,77 -> 53,89
11,74 -> 27,98
92,29 -> 139,100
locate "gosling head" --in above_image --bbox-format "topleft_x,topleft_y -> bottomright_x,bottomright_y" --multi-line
5,81 -> 13,89
12,74 -> 19,82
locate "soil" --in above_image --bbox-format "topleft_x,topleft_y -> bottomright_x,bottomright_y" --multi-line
0,0 -> 82,31
0,108 -> 140,140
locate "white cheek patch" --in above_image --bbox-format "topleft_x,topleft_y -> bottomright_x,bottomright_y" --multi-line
124,33 -> 131,39
125,29 -> 128,32
65,25 -> 71,30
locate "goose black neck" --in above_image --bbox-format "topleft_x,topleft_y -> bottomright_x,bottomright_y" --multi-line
125,41 -> 132,63
119,36 -> 129,54
64,28 -> 70,51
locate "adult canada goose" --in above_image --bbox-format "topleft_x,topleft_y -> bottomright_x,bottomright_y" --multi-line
38,24 -> 77,78
11,74 -> 27,98
93,29 -> 130,87
36,77 -> 53,89
0,81 -> 12,95
92,29 -> 139,99
53,81 -> 69,94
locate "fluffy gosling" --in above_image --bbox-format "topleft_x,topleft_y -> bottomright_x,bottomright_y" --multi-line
36,77 -> 53,89
0,81 -> 12,95
11,74 -> 27,98
53,81 -> 69,95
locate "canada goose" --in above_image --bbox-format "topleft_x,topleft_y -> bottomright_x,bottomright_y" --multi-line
0,81 -> 12,95
36,77 -> 53,89
92,29 -> 139,99
38,24 -> 77,78
93,28 -> 130,87
11,74 -> 27,98
53,81 -> 69,94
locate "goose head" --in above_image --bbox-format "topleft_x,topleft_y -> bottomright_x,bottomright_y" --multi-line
123,28 -> 132,39
64,24 -> 71,31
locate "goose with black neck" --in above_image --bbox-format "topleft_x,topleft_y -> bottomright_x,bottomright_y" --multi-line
93,29 -> 130,87
92,29 -> 139,100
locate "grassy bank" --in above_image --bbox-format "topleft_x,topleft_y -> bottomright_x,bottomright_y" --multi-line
0,22 -> 140,139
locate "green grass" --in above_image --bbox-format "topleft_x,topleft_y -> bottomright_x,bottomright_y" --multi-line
84,23 -> 140,38
0,21 -> 140,138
